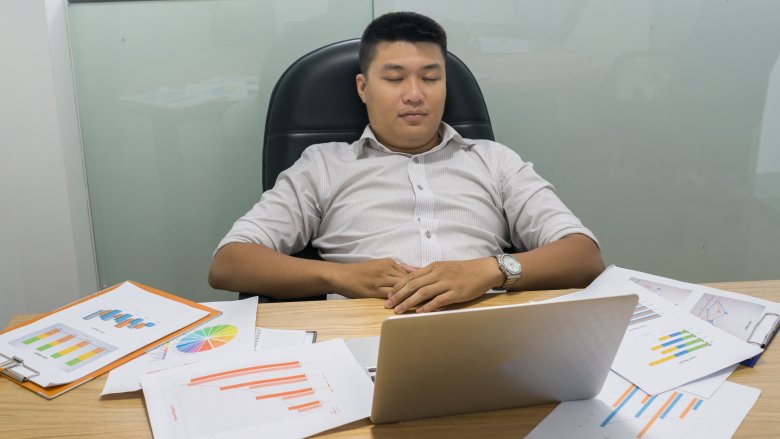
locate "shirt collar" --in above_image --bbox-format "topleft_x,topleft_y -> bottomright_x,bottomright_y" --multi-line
357,122 -> 475,155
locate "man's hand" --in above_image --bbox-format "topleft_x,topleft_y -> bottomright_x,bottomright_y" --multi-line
328,258 -> 412,299
385,257 -> 503,313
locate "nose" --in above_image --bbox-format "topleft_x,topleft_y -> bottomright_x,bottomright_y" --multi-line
402,78 -> 424,105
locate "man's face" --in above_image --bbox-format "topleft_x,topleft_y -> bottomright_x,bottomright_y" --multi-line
356,41 -> 446,154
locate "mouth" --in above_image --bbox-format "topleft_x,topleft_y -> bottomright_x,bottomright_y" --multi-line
399,111 -> 427,122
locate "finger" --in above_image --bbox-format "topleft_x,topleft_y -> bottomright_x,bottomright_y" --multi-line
385,271 -> 437,308
377,286 -> 395,299
394,282 -> 450,314
399,263 -> 418,273
416,290 -> 457,313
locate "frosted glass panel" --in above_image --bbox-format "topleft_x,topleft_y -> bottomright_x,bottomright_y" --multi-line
378,0 -> 780,283
69,1 -> 370,299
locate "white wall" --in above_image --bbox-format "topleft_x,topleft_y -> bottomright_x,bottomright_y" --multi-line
0,0 -> 97,327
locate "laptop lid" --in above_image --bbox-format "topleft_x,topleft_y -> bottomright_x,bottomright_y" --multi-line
369,294 -> 638,423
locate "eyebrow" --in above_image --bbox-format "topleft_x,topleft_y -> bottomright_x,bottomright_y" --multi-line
380,63 -> 443,73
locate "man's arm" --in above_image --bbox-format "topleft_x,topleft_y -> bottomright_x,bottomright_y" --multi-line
208,242 -> 410,299
385,233 -> 604,313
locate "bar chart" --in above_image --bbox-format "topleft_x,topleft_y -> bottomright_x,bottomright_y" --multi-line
649,330 -> 710,366
629,303 -> 661,326
83,309 -> 157,329
10,323 -> 117,373
528,371 -> 760,439
601,381 -> 704,438
142,340 -> 373,439
187,360 -> 325,413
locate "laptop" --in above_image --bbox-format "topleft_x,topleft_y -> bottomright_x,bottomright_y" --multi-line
346,293 -> 638,424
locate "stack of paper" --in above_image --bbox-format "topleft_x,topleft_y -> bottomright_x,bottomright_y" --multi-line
531,266 -> 772,438
102,297 -> 258,395
141,339 -> 373,439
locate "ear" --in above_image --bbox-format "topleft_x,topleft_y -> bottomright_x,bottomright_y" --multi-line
356,73 -> 367,104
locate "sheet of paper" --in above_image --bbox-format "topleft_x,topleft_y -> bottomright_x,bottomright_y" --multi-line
141,338 -> 373,439
527,372 -> 760,439
592,266 -> 780,347
254,327 -> 315,351
576,281 -> 762,395
102,297 -> 257,395
0,282 -> 210,387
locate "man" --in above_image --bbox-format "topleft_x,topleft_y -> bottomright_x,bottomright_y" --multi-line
209,12 -> 604,313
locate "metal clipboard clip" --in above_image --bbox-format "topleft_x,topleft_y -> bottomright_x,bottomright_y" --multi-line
747,312 -> 780,349
0,353 -> 41,383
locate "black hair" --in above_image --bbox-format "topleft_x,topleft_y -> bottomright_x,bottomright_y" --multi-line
358,12 -> 447,74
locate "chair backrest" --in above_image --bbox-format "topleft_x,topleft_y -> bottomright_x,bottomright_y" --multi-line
263,38 -> 494,191
252,38 -> 494,302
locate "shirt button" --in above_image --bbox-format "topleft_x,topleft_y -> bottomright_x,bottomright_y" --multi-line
417,184 -> 423,190
413,157 -> 419,163
425,231 -> 432,239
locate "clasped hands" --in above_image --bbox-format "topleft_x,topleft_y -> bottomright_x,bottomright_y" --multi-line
334,257 -> 502,313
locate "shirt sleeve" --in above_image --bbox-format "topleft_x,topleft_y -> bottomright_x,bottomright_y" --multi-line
214,145 -> 325,257
495,144 -> 599,251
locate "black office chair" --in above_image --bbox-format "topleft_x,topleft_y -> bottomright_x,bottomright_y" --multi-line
246,38 -> 494,302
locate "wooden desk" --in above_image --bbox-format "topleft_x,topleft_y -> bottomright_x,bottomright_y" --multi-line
1,281 -> 779,438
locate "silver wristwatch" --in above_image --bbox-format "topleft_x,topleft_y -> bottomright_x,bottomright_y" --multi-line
495,253 -> 522,290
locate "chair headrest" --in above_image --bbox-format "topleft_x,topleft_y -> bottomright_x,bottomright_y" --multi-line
263,38 -> 493,190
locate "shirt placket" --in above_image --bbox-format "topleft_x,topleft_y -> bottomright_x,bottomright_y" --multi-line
408,154 -> 441,266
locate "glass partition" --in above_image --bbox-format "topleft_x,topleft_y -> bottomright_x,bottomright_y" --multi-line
379,0 -> 780,283
69,0 -> 371,300
70,0 -> 780,302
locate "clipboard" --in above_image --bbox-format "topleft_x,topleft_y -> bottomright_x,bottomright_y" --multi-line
0,281 -> 220,399
742,312 -> 780,367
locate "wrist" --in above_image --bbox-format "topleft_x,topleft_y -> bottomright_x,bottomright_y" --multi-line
319,261 -> 345,292
483,256 -> 506,290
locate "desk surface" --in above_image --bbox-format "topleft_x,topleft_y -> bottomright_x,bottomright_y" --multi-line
2,281 -> 779,438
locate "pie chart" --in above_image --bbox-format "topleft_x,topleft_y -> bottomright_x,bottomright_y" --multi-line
176,324 -> 237,353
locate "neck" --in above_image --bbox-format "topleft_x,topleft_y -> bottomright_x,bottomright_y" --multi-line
377,131 -> 441,155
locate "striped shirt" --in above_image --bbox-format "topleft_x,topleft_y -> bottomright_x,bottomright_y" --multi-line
216,122 -> 597,267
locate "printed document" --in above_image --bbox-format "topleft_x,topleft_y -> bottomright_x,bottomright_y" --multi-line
141,338 -> 373,439
528,371 -> 760,439
102,297 -> 257,395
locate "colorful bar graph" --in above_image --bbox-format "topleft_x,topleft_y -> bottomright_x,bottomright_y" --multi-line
635,394 -> 658,418
255,387 -> 313,401
637,392 -> 678,438
189,361 -> 301,385
65,347 -> 104,366
649,330 -> 710,366
649,342 -> 710,366
651,331 -> 694,349
21,328 -> 60,345
601,384 -> 639,427
249,377 -> 308,390
83,309 -> 156,330
51,340 -> 89,358
219,374 -> 307,391
288,400 -> 321,412
660,393 -> 684,419
36,334 -> 75,351
282,389 -> 315,400
100,310 -> 121,320
679,397 -> 701,419
661,338 -> 705,354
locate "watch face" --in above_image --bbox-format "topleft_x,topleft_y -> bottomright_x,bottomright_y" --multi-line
501,255 -> 521,275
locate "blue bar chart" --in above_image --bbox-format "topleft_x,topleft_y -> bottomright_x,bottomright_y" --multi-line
83,309 -> 157,329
